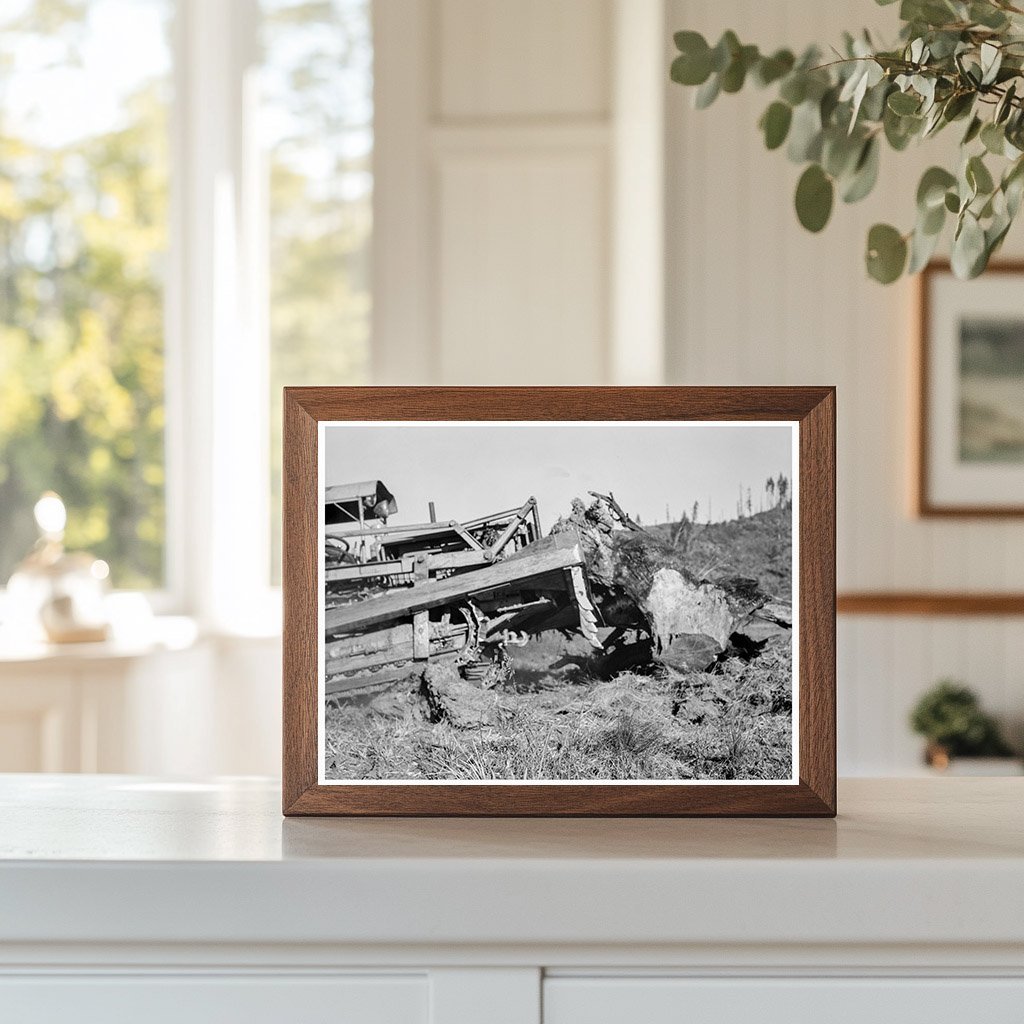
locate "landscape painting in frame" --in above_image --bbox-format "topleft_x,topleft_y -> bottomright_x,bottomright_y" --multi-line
959,317 -> 1024,463
318,421 -> 798,785
920,263 -> 1024,515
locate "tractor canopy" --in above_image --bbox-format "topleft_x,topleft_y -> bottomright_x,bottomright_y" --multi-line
324,480 -> 398,525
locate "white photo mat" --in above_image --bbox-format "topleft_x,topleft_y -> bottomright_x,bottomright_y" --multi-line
317,420 -> 800,787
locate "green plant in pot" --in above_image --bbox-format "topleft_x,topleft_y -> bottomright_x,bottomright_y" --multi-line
909,680 -> 1015,767
670,0 -> 1024,283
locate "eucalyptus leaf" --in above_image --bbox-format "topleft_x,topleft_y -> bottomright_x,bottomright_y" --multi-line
922,102 -> 946,137
888,90 -> 921,115
842,137 -> 880,203
942,91 -> 974,122
962,115 -> 983,145
980,42 -> 1002,86
795,164 -> 834,232
822,128 -> 863,178
861,79 -> 892,122
884,106 -> 922,150
866,223 -> 908,283
981,121 -> 1005,155
904,0 -> 958,28
721,44 -> 758,92
820,85 -> 841,126
917,166 -> 957,210
908,221 -> 942,273
760,101 -> 793,150
754,49 -> 795,87
779,73 -> 808,106
694,73 -> 721,109
710,31 -> 740,73
967,154 -> 995,195
951,211 -> 986,278
996,82 -> 1017,124
1004,158 -> 1024,216
1006,173 -> 1024,218
787,100 -> 823,162
914,75 -> 937,111
970,2 -> 1009,29
920,199 -> 946,235
671,48 -> 712,87
927,30 -> 962,60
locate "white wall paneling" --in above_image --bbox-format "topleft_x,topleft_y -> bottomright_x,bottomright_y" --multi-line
664,0 -> 1024,774
373,0 -> 665,385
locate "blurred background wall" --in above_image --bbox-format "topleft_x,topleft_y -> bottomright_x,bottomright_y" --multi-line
0,0 -> 1020,777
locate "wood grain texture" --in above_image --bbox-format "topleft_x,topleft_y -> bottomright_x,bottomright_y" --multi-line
282,387 -> 836,817
916,260 -> 1024,518
838,592 -> 1024,616
282,392 -> 319,813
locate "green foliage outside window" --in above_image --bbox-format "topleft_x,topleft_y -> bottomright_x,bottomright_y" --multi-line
0,0 -> 373,591
0,0 -> 170,588
264,0 -> 372,582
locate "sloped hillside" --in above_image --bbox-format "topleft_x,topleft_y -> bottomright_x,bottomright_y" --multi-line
651,505 -> 792,599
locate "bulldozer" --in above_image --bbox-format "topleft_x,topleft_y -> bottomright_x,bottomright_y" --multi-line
323,481 -> 601,698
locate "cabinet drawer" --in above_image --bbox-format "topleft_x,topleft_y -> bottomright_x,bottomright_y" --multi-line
544,977 -> 1024,1024
0,973 -> 427,1024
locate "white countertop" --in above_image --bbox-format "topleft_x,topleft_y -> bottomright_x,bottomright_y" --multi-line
1,775 -> 1022,951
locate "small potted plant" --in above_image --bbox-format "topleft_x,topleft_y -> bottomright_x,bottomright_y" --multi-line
910,680 -> 1020,774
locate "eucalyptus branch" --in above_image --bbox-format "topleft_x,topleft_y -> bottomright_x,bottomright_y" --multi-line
670,0 -> 1024,282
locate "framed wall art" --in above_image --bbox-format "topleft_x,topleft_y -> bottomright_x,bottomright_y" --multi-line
282,387 -> 836,816
917,261 -> 1024,517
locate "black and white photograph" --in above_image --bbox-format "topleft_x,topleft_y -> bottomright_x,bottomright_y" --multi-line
318,421 -> 798,785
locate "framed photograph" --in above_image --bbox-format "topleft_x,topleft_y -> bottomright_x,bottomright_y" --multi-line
283,387 -> 835,816
917,261 -> 1024,516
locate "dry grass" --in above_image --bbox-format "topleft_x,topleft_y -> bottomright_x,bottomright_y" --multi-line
324,638 -> 792,782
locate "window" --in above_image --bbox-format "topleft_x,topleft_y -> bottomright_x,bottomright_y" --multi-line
0,0 -> 373,613
0,0 -> 172,589
262,0 -> 373,581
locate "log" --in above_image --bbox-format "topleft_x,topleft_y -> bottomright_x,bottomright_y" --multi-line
552,496 -> 771,671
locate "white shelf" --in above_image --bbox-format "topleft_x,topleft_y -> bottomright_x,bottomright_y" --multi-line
1,776 -> 1022,951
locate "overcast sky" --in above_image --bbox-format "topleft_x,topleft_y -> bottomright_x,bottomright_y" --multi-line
323,422 -> 795,529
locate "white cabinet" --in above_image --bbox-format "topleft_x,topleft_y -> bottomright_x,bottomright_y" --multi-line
0,637 -> 211,773
0,974 -> 428,1024
544,977 -> 1024,1024
0,626 -> 281,775
1,778 -> 1022,1024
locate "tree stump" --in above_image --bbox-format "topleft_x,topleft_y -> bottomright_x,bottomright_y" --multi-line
553,496 -> 780,672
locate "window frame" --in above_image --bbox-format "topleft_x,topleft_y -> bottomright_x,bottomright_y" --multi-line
166,0 -> 280,633
0,0 -> 280,632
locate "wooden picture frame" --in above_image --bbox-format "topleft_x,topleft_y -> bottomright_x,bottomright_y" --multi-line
283,387 -> 836,817
917,260 -> 1024,517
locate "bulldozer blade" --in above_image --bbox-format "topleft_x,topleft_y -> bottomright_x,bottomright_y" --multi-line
325,531 -> 587,637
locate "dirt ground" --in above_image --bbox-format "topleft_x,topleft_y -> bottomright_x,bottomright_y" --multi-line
323,506 -> 794,782
324,631 -> 792,782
